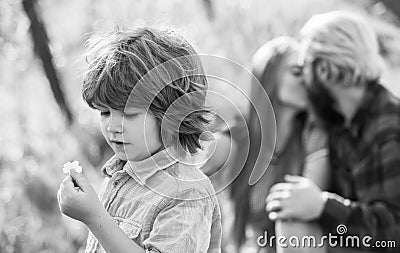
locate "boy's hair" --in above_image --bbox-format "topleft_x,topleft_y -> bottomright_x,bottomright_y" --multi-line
300,11 -> 384,86
82,28 -> 212,155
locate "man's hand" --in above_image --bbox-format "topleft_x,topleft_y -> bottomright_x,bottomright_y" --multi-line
266,175 -> 327,221
57,169 -> 105,224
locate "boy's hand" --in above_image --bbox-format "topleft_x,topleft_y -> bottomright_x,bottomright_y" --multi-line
57,169 -> 105,224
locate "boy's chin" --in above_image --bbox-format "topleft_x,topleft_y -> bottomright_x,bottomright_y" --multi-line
114,151 -> 129,161
114,150 -> 147,162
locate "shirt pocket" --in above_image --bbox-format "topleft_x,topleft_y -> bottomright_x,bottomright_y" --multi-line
116,218 -> 142,239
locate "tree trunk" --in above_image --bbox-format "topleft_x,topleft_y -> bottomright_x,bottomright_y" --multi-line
22,0 -> 74,126
202,0 -> 215,21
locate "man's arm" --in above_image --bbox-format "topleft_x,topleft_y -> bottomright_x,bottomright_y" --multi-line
318,138 -> 400,241
266,138 -> 400,243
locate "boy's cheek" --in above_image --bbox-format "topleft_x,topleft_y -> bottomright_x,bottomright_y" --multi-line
100,128 -> 110,142
99,123 -> 107,134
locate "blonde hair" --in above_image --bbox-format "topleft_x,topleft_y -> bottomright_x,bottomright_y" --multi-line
82,28 -> 212,155
300,11 -> 384,86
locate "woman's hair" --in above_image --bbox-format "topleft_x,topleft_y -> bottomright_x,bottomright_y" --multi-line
300,11 -> 384,86
251,36 -> 299,109
230,36 -> 306,246
82,28 -> 212,155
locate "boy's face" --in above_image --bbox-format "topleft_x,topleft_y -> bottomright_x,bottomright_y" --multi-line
96,105 -> 163,161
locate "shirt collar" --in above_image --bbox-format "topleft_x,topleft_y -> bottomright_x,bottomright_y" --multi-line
102,147 -> 181,185
102,155 -> 126,176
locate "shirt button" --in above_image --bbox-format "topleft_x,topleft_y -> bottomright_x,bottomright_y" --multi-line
113,180 -> 119,187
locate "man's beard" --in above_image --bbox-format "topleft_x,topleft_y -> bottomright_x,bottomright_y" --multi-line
305,60 -> 345,131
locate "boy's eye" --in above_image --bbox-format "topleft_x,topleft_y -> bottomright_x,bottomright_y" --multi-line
123,113 -> 138,118
100,111 -> 110,116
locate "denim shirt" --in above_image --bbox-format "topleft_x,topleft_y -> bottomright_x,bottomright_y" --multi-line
84,147 -> 222,253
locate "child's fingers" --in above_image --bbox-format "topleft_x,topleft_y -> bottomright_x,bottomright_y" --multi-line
69,169 -> 90,192
60,176 -> 75,193
61,174 -> 71,185
57,188 -> 61,204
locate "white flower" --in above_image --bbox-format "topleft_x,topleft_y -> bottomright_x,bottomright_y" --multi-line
62,160 -> 83,174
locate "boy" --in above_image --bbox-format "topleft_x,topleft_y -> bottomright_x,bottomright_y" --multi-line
57,28 -> 222,253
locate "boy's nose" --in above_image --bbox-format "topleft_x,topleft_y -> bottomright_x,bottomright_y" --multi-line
107,115 -> 123,133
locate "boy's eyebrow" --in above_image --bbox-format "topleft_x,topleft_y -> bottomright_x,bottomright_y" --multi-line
124,107 -> 143,114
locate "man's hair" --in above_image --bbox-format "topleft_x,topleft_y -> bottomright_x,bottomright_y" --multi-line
300,11 -> 384,86
82,28 -> 212,155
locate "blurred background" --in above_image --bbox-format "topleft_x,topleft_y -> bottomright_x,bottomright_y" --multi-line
1,0 -> 400,252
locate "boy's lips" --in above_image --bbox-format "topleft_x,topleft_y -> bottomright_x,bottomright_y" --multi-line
110,140 -> 128,145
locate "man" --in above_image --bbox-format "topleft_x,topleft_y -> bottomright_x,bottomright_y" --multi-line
266,11 -> 400,252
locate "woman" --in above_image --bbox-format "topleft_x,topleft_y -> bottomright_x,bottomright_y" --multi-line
230,36 -> 330,253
